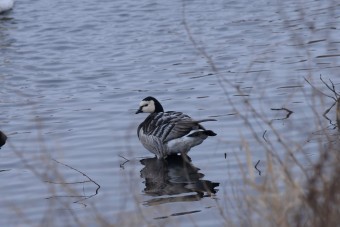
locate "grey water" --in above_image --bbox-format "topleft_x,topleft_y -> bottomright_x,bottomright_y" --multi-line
0,0 -> 339,226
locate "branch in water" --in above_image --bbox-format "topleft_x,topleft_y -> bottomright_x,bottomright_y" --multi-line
255,160 -> 261,176
271,108 -> 294,120
45,159 -> 101,205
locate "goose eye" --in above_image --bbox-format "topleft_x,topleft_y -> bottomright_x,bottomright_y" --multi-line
143,104 -> 148,107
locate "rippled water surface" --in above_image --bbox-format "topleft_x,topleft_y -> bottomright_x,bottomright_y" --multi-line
0,0 -> 339,226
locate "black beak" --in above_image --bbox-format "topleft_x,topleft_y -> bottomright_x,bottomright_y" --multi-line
135,108 -> 142,114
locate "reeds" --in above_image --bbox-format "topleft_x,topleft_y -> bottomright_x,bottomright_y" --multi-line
180,0 -> 340,224
211,74 -> 340,227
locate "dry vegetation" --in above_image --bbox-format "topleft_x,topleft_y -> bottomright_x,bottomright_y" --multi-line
226,80 -> 340,227
181,0 -> 340,225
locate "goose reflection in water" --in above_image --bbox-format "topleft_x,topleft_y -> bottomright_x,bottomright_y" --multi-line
140,155 -> 219,206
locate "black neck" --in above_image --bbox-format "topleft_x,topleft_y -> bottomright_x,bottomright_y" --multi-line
153,99 -> 164,112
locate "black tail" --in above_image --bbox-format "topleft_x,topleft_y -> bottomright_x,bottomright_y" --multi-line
188,130 -> 217,137
204,130 -> 217,136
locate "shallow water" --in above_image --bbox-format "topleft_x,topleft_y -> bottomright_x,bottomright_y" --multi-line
0,0 -> 339,226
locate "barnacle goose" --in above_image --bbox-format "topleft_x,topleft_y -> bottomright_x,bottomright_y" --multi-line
136,96 -> 216,158
0,130 -> 7,148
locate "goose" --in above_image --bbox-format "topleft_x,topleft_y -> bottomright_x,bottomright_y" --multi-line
0,0 -> 14,14
0,130 -> 7,148
136,96 -> 216,158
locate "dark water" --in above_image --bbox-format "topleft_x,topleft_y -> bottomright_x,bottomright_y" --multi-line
0,0 -> 339,226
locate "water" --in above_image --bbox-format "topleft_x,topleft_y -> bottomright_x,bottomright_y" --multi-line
0,0 -> 339,226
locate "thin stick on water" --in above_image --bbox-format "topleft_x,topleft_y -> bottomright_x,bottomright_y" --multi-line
45,159 -> 101,205
50,158 -> 100,194
254,160 -> 261,176
119,154 -> 130,169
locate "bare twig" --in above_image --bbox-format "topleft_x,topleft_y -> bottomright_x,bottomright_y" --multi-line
51,158 -> 100,193
319,75 -> 339,99
262,130 -> 268,143
305,75 -> 339,126
45,159 -> 101,204
271,108 -> 294,120
119,154 -> 130,169
254,160 -> 261,176
304,76 -> 335,101
322,102 -> 337,126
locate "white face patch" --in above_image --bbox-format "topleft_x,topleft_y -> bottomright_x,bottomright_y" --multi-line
139,100 -> 155,113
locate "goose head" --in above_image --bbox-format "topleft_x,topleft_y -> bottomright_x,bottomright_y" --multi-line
136,96 -> 164,114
